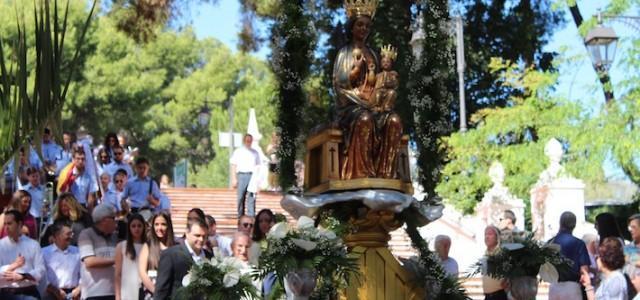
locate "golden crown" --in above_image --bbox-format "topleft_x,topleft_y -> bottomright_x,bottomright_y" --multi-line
345,0 -> 378,19
381,44 -> 398,61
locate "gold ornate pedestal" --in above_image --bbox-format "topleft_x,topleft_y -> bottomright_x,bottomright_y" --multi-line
341,209 -> 425,300
304,128 -> 413,195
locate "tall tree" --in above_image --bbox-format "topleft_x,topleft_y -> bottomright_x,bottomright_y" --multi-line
458,0 -> 564,128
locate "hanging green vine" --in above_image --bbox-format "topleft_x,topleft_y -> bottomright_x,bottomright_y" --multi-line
269,0 -> 316,190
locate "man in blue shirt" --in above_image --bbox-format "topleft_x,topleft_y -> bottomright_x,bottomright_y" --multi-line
41,128 -> 62,168
60,146 -> 98,209
548,211 -> 591,299
123,157 -> 162,212
104,145 -> 133,178
19,167 -> 46,221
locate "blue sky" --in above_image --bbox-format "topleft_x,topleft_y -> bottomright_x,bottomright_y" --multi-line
190,1 -> 634,178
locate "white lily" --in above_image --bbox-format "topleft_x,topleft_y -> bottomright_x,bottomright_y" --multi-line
181,272 -> 192,287
268,222 -> 289,239
292,238 -> 317,251
538,262 -> 559,283
223,270 -> 241,288
297,216 -> 315,229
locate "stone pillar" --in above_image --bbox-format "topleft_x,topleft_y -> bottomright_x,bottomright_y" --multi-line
530,138 -> 586,241
541,178 -> 586,241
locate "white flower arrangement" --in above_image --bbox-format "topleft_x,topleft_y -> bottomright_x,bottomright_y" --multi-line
255,216 -> 359,298
178,254 -> 258,300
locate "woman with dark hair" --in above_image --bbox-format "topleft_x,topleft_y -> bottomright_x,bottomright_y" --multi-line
249,209 -> 275,265
96,148 -> 111,176
581,237 -> 628,299
595,212 -> 625,244
138,211 -> 175,298
250,209 -> 276,296
103,132 -> 120,159
115,213 -> 147,300
52,192 -> 92,245
0,190 -> 37,239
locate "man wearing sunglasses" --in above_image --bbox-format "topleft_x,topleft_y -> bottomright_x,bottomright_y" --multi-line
105,145 -> 133,178
237,215 -> 254,236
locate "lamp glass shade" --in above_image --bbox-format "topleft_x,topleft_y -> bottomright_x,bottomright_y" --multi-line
585,26 -> 618,70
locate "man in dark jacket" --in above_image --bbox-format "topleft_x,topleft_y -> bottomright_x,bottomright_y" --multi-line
155,218 -> 211,300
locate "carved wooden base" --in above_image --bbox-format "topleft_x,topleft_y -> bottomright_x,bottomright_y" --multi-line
344,209 -> 402,248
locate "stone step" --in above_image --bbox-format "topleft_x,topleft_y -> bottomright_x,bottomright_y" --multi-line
162,187 -> 416,258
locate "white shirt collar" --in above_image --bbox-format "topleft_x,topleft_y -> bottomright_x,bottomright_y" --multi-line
184,240 -> 205,261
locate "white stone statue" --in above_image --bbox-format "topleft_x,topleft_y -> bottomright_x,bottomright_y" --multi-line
477,161 -> 525,230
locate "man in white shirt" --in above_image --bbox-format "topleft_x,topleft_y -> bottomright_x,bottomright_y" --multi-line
43,222 -> 81,300
434,235 -> 459,278
230,134 -> 260,217
0,210 -> 45,299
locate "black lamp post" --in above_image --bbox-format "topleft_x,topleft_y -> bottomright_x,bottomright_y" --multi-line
584,18 -> 619,103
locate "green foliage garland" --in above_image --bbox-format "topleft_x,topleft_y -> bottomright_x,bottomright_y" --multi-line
408,1 -> 455,199
268,0 -> 316,189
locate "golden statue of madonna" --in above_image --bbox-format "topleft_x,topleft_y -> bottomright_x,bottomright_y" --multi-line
333,0 -> 403,180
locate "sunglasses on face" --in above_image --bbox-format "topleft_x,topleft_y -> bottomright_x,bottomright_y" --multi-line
115,180 -> 124,183
114,152 -> 124,156
242,223 -> 254,228
100,156 -> 109,159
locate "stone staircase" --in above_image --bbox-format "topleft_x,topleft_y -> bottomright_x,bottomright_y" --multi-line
162,187 -> 416,257
162,188 -> 549,299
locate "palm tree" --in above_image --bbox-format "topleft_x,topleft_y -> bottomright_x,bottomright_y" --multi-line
0,0 -> 96,166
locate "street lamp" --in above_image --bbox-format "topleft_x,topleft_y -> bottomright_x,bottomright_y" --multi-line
584,26 -> 618,72
197,103 -> 211,127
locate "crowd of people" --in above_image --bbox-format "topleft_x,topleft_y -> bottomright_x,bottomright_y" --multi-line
0,128 -> 284,300
471,210 -> 640,300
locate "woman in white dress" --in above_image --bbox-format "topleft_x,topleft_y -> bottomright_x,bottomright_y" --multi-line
115,213 -> 147,300
138,211 -> 175,299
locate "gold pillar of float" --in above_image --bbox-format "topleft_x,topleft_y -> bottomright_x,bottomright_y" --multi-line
340,209 -> 426,300
303,129 -> 425,299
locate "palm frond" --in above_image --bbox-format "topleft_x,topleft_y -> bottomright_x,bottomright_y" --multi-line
0,0 -> 96,166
